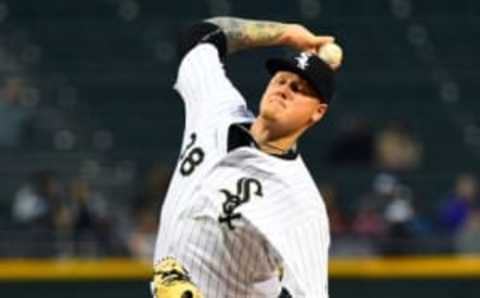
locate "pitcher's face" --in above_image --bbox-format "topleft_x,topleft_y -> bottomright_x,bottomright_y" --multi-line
259,71 -> 328,137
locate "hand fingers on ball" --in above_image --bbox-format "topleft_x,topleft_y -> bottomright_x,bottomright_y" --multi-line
314,36 -> 335,46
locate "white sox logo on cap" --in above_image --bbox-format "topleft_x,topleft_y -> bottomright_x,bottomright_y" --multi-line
294,52 -> 312,70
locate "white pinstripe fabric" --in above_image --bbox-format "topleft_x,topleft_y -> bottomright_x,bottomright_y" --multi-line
153,44 -> 330,298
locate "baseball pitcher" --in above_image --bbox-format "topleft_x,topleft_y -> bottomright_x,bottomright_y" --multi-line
152,16 -> 339,298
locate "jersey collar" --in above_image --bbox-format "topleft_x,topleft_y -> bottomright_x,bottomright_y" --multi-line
228,123 -> 298,160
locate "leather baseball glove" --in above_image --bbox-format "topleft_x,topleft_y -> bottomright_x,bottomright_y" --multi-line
151,257 -> 204,298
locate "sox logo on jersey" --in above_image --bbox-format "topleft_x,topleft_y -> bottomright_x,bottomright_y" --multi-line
218,177 -> 263,230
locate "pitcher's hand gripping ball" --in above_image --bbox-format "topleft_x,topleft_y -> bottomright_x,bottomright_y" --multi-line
151,257 -> 204,298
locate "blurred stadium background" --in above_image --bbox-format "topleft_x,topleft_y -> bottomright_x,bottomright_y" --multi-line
0,0 -> 478,297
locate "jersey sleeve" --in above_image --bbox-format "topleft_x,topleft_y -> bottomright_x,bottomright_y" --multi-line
174,23 -> 251,132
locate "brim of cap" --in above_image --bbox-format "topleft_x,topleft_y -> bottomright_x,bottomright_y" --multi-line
265,58 -> 326,100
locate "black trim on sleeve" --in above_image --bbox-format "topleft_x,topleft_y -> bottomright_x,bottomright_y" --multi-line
177,22 -> 228,60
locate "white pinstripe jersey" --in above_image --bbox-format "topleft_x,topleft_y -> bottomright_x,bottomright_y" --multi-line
154,43 -> 330,298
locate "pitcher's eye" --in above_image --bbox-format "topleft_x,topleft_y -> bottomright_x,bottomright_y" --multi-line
291,83 -> 301,93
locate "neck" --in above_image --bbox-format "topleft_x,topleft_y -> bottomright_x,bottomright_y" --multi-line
250,117 -> 301,155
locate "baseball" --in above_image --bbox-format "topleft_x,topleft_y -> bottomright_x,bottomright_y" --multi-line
318,42 -> 343,70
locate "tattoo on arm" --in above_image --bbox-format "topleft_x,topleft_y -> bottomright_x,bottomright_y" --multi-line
206,17 -> 288,54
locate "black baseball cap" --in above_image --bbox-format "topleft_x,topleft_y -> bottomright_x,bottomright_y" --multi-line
265,51 -> 335,103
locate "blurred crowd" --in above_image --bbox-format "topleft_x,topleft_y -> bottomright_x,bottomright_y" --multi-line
324,116 -> 479,256
326,172 -> 479,256
4,164 -> 168,260
0,41 -> 159,259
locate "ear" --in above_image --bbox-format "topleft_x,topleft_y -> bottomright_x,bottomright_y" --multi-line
311,103 -> 328,123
